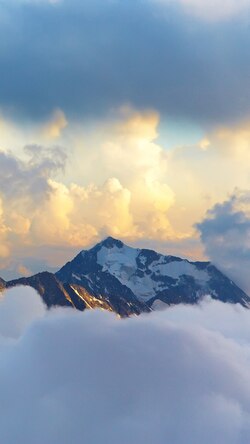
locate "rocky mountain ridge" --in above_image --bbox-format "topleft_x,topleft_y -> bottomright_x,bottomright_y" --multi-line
1,237 -> 249,316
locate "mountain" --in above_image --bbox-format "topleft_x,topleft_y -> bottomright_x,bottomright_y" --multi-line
1,237 -> 249,315
0,277 -> 6,291
5,269 -> 150,317
6,272 -> 83,310
56,236 -> 250,309
5,271 -> 115,313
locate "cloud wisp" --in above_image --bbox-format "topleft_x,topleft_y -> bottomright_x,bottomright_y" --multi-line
1,287 -> 250,443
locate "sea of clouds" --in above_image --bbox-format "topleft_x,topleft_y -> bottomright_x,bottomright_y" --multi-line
1,287 -> 250,443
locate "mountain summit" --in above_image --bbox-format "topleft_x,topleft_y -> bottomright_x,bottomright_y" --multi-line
56,237 -> 250,311
2,237 -> 250,316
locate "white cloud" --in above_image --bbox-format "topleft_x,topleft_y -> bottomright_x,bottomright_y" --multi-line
1,289 -> 250,443
0,286 -> 45,338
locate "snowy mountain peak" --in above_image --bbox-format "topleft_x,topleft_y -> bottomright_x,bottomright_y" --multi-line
89,236 -> 125,252
1,238 -> 249,317
56,238 -> 250,310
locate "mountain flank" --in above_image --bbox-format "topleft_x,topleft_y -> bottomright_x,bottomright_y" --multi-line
1,237 -> 249,316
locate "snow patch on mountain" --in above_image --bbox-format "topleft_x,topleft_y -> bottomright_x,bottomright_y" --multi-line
96,243 -> 210,301
150,258 -> 209,283
54,237 -> 250,311
97,245 -> 155,299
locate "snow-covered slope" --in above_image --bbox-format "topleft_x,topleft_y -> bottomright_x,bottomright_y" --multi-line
96,242 -> 209,300
56,237 -> 250,309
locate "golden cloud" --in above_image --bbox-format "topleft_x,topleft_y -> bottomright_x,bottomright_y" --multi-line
0,108 -> 181,262
42,109 -> 68,140
2,107 -> 250,267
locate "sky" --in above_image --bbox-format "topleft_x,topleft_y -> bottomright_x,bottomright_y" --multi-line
2,286 -> 250,444
1,0 -> 250,290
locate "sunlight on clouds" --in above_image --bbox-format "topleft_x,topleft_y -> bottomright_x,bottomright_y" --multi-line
93,109 -> 167,184
2,107 -> 250,268
118,107 -> 159,140
71,178 -> 135,241
0,198 -> 10,258
167,117 -> 250,238
30,174 -> 175,247
0,110 -> 68,155
0,108 -> 180,263
199,138 -> 210,151
30,179 -> 74,244
70,108 -> 176,241
208,120 -> 250,160
42,109 -> 68,140
17,264 -> 32,276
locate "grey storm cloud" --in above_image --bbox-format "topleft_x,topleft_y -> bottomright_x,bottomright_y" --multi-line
196,192 -> 250,293
0,146 -> 66,201
2,286 -> 250,443
1,0 -> 250,124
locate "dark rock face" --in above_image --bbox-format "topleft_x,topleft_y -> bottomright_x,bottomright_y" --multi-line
0,237 -> 249,316
5,270 -> 149,317
6,272 -> 79,309
56,237 -> 250,311
0,277 -> 6,291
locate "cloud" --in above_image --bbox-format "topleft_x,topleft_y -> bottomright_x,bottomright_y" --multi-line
0,286 -> 45,339
29,109 -> 176,246
42,109 -> 68,139
0,0 -> 250,124
0,145 -> 66,200
153,0 -> 250,21
1,288 -> 250,443
165,117 -> 250,242
2,108 -> 250,277
0,145 -> 67,260
0,109 -> 180,277
196,191 -> 250,293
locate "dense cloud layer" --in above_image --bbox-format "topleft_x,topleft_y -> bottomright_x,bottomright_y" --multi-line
2,287 -> 250,443
1,0 -> 250,124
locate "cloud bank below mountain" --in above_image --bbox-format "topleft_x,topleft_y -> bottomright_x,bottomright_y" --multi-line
2,287 -> 250,443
